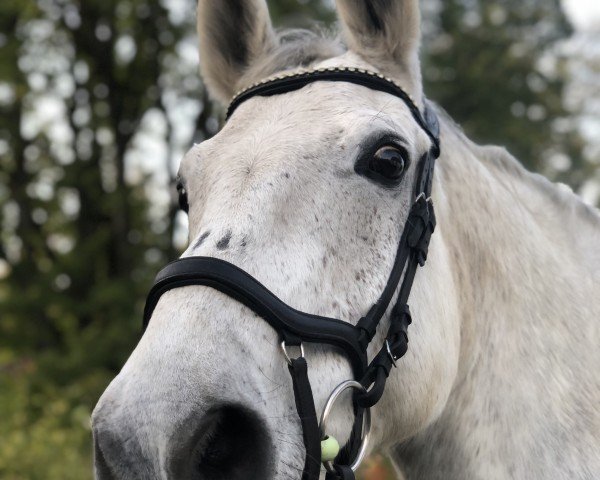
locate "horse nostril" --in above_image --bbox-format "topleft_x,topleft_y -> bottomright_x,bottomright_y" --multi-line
191,406 -> 272,480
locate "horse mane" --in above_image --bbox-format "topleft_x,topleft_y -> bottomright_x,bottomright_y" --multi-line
435,106 -> 600,229
239,28 -> 344,88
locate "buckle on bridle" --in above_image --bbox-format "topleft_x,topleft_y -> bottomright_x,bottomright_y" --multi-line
280,340 -> 305,366
407,193 -> 436,266
385,339 -> 398,368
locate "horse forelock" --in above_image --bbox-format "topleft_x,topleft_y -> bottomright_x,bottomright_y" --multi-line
237,28 -> 345,89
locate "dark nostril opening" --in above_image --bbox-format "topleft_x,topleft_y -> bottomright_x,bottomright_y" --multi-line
191,405 -> 272,480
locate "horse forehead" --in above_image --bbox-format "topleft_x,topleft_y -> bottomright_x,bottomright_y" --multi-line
203,84 -> 420,159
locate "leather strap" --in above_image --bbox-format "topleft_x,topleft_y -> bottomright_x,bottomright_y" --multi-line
327,464 -> 355,480
288,357 -> 322,480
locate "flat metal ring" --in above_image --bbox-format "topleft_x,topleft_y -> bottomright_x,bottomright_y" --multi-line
280,341 -> 305,366
318,380 -> 371,473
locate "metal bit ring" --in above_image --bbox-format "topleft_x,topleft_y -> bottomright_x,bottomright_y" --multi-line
318,380 -> 371,473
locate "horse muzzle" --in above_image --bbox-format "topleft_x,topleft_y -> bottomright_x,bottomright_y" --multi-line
93,400 -> 273,479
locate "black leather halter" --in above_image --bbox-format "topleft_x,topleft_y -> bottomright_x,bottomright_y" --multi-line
143,67 -> 440,480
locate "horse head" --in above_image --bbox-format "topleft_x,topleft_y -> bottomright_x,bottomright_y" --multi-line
91,1 -> 600,479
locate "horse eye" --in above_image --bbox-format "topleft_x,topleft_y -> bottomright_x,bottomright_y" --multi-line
176,181 -> 189,213
355,145 -> 409,186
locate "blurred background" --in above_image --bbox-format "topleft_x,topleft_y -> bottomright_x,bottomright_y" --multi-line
0,0 -> 598,478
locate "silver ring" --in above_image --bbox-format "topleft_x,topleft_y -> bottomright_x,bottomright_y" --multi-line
318,380 -> 371,473
280,341 -> 304,366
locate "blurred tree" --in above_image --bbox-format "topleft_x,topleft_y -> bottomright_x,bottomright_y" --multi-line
421,0 -> 586,187
555,26 -> 600,203
268,0 -> 335,27
0,0 -> 194,477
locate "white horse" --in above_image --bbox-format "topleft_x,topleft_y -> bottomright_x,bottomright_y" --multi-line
91,1 -> 600,479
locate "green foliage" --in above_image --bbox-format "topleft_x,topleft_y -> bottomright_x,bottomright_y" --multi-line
268,0 -> 335,27
422,0 -> 584,181
0,364 -> 102,479
0,0 -> 590,478
0,0 -> 188,477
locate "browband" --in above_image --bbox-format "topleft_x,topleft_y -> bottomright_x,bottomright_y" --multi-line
227,66 -> 440,157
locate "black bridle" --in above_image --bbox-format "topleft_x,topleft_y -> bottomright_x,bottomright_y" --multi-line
143,67 -> 440,480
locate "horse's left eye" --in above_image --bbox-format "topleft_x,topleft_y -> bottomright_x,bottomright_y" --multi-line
176,180 -> 189,213
355,145 -> 409,186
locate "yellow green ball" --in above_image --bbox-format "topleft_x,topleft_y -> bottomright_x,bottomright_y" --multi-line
321,435 -> 340,462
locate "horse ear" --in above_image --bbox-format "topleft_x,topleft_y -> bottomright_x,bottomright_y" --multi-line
197,0 -> 275,105
335,0 -> 422,100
